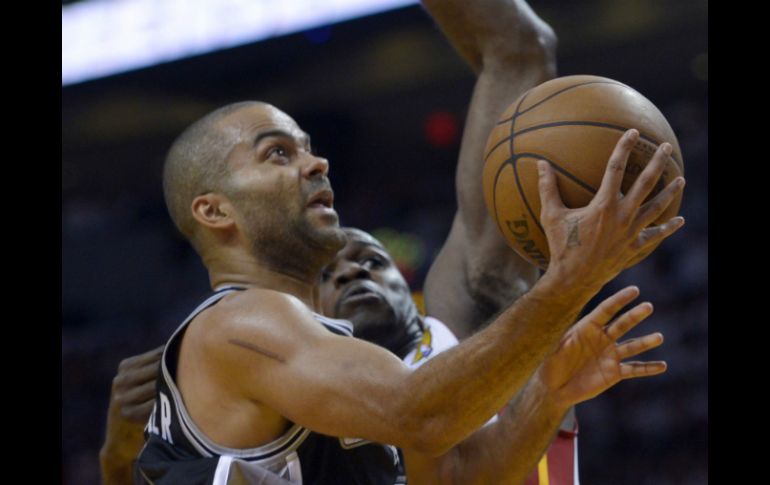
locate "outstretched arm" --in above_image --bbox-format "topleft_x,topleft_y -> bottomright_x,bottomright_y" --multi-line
422,0 -> 557,338
100,346 -> 163,485
204,132 -> 683,458
404,286 -> 667,484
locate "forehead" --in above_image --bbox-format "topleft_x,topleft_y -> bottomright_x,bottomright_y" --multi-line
219,103 -> 307,143
343,229 -> 386,251
326,232 -> 390,268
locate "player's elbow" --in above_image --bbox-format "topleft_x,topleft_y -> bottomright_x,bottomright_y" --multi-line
483,20 -> 557,75
394,413 -> 459,456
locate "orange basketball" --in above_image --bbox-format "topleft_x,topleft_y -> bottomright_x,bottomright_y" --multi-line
482,75 -> 684,270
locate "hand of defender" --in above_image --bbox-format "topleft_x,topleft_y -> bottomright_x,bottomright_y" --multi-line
101,345 -> 163,465
537,286 -> 666,406
111,345 -> 162,423
537,128 -> 685,291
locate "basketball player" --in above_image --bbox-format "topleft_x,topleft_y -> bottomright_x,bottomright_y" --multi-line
102,1 -> 685,484
318,226 -> 669,484
130,99 -> 682,485
102,223 -> 671,484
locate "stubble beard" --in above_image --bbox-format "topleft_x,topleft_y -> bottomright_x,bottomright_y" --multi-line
237,196 -> 346,279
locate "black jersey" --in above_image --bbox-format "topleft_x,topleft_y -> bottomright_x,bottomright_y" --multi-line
136,286 -> 406,485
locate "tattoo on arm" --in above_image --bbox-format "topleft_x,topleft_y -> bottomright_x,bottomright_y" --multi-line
228,339 -> 286,363
567,217 -> 581,247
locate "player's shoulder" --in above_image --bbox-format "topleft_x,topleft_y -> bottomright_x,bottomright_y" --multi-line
196,287 -> 320,347
211,287 -> 312,320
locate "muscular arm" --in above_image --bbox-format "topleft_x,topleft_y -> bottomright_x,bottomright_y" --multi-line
201,278 -> 591,456
422,0 -> 557,338
403,374 -> 566,484
416,2 -> 570,478
193,130 -> 682,462
404,286 -> 669,484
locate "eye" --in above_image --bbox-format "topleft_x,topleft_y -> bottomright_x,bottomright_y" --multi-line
361,255 -> 385,269
266,145 -> 289,160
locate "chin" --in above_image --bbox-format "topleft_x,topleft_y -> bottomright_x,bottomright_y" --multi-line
303,220 -> 346,253
350,318 -> 398,344
340,303 -> 396,332
318,226 -> 347,252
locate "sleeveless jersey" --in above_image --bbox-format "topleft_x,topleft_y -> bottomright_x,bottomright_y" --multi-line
135,286 -> 406,485
408,316 -> 580,485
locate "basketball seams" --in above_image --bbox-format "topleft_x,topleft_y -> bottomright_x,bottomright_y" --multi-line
484,135 -> 510,162
485,89 -> 530,160
488,91 -> 532,238
491,76 -> 682,169
513,154 -> 597,248
487,120 -> 682,169
500,140 -> 672,268
491,159 -> 517,246
495,80 -> 628,125
484,76 -> 683,270
518,81 -> 629,116
490,156 -> 514,238
519,154 -> 597,196
512,155 -> 545,237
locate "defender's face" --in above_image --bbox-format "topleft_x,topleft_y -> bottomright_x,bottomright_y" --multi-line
319,230 -> 414,341
218,103 -> 344,255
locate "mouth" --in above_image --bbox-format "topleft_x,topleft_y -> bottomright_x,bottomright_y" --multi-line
307,189 -> 334,209
340,282 -> 381,303
334,282 -> 385,318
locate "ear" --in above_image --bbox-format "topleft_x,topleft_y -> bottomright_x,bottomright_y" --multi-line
190,193 -> 236,230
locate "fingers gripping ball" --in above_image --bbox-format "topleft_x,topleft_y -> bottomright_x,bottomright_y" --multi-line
482,75 -> 684,270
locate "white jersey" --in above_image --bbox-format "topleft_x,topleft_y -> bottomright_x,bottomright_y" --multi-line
404,316 -> 579,485
403,316 -> 459,369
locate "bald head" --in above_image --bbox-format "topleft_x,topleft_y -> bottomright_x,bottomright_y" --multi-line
341,227 -> 386,251
162,101 -> 264,244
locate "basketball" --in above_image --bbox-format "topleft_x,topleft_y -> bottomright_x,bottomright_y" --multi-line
482,75 -> 684,270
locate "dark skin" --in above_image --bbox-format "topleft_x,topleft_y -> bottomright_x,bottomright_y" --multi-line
422,0 -> 557,339
100,346 -> 162,485
320,228 -> 423,360
318,228 -> 669,484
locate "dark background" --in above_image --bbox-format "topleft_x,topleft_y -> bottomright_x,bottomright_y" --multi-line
62,0 -> 708,483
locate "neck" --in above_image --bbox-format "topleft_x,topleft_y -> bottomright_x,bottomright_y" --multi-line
206,251 -> 323,311
390,314 -> 425,360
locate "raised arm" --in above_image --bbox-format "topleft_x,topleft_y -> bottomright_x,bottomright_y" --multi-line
422,0 -> 558,338
200,283 -> 584,455
201,138 -> 683,456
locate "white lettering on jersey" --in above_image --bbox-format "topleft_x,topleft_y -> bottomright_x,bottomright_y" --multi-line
160,392 -> 174,444
145,401 -> 159,435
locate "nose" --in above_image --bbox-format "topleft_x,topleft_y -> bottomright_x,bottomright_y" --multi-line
301,154 -> 329,179
334,261 -> 370,288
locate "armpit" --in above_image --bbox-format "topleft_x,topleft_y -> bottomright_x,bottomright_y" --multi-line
466,261 -> 539,327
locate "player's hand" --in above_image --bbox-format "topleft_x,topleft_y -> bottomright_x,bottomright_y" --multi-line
100,346 -> 162,476
538,286 -> 666,406
537,129 -> 685,292
111,345 -> 162,423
